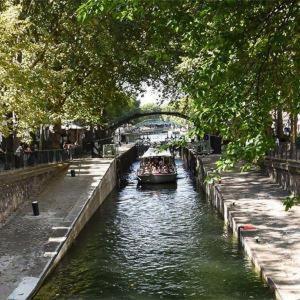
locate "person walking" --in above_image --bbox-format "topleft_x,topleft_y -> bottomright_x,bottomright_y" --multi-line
15,143 -> 24,169
24,144 -> 33,166
0,146 -> 6,171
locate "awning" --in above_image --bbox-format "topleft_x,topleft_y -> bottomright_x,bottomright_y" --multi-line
61,124 -> 84,130
141,147 -> 172,158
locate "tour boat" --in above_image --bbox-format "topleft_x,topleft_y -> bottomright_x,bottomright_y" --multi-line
137,147 -> 177,184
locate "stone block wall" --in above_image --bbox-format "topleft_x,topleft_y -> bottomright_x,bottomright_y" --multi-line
116,145 -> 137,174
0,164 -> 68,224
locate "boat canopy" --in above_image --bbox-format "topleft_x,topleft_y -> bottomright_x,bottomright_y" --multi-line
141,147 -> 173,158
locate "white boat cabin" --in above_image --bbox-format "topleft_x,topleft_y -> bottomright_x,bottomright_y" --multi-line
139,148 -> 175,175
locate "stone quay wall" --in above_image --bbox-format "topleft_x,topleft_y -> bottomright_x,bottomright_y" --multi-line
116,145 -> 138,175
182,148 -> 221,212
264,157 -> 300,196
0,164 -> 69,225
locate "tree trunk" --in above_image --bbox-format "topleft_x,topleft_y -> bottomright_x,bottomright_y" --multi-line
290,113 -> 298,144
49,122 -> 63,149
275,109 -> 284,140
39,125 -> 44,150
4,112 -> 16,152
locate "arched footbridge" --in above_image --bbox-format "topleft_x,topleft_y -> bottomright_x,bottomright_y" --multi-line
107,110 -> 189,131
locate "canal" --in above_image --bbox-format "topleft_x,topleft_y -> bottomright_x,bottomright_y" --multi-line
35,159 -> 273,300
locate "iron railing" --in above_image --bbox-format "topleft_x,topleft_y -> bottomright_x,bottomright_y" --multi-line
0,147 -> 83,172
268,143 -> 300,161
92,137 -> 115,157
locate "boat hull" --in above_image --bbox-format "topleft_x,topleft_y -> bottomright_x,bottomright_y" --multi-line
137,173 -> 177,184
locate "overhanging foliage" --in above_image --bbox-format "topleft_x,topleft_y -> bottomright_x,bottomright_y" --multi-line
79,0 -> 299,168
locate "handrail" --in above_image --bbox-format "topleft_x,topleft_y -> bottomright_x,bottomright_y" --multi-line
267,142 -> 300,161
0,147 -> 84,173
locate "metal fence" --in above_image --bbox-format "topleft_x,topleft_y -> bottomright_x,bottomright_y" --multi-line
268,143 -> 300,161
0,147 -> 83,172
92,137 -> 115,157
102,144 -> 118,158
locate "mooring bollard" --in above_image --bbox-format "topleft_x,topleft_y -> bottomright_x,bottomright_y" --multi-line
70,169 -> 76,177
32,201 -> 39,216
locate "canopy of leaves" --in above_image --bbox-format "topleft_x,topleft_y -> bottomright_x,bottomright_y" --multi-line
0,0 -> 148,138
79,0 -> 299,168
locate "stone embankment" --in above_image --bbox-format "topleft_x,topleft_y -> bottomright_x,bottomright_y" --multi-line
0,145 -> 136,300
183,148 -> 300,300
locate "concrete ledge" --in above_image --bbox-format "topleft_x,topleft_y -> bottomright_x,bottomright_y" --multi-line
8,278 -> 39,300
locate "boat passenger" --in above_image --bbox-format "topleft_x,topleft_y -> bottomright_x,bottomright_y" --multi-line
152,165 -> 158,173
164,165 -> 169,173
144,166 -> 151,174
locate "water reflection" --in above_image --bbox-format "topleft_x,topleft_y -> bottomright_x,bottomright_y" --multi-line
35,160 -> 273,300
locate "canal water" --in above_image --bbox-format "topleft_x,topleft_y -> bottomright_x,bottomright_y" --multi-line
35,160 -> 273,300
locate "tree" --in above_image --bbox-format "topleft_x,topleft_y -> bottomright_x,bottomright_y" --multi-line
0,3 -> 32,138
0,0 -> 142,144
79,0 -> 299,168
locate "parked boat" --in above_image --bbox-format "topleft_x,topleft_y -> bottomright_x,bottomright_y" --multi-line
137,147 -> 177,184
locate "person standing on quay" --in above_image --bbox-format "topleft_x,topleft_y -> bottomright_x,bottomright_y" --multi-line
14,143 -> 24,169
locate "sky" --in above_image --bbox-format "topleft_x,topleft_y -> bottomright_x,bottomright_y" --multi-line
137,84 -> 160,106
